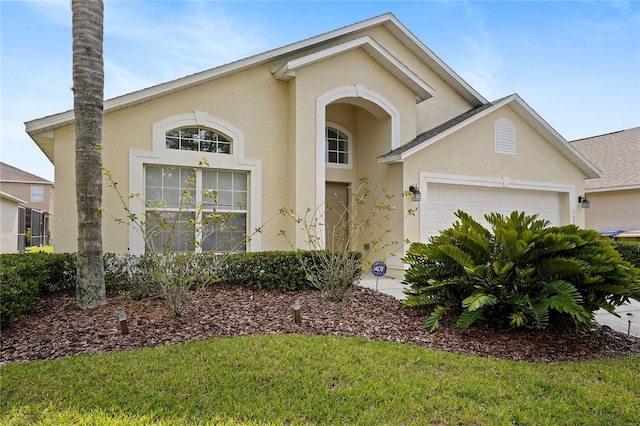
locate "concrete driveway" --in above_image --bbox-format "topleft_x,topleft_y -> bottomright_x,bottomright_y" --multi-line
359,274 -> 640,337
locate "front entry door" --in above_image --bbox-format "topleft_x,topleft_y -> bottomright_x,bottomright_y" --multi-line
325,182 -> 349,250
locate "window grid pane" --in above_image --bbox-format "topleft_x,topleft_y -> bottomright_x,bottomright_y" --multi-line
165,127 -> 232,155
326,126 -> 349,164
145,165 -> 248,253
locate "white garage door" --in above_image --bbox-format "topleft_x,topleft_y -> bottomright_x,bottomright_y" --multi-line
424,183 -> 561,239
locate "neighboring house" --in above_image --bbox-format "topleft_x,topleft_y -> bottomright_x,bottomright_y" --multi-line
25,13 -> 599,276
569,127 -> 640,235
0,191 -> 25,253
0,162 -> 54,249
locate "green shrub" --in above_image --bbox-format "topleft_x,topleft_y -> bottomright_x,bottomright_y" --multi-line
220,250 -> 362,291
0,250 -> 363,324
611,241 -> 640,268
403,211 -> 640,332
0,267 -> 40,326
221,251 -> 310,290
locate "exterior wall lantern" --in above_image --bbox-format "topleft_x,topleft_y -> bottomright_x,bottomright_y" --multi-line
409,185 -> 421,202
578,195 -> 590,209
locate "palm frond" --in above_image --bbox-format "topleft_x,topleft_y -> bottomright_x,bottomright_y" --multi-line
456,308 -> 485,331
462,290 -> 497,311
425,305 -> 449,331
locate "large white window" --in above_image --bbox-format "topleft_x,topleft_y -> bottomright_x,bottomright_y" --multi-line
325,124 -> 352,167
129,111 -> 261,255
144,165 -> 247,253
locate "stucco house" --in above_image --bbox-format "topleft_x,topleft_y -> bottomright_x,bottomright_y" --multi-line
0,191 -> 25,253
569,127 -> 640,238
0,162 -> 54,250
24,13 -> 599,276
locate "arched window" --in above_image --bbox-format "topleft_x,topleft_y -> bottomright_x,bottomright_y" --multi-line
495,118 -> 516,155
129,111 -> 261,255
166,127 -> 232,154
325,124 -> 352,167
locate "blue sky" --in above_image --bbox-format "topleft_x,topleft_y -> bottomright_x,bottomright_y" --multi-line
1,0 -> 639,182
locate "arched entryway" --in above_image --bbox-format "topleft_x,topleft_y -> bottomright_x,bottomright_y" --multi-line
315,85 -> 399,248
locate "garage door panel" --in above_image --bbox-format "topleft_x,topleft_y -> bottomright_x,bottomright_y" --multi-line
424,183 -> 561,240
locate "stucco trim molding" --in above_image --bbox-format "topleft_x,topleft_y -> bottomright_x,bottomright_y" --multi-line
273,36 -> 435,102
315,86 -> 400,231
128,111 -> 262,254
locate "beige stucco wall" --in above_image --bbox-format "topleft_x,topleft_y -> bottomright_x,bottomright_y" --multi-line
397,104 -> 587,261
47,24 -> 588,263
1,196 -> 20,253
584,189 -> 640,232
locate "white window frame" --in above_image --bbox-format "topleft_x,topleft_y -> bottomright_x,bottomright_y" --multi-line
128,111 -> 261,255
325,122 -> 353,169
144,166 -> 248,253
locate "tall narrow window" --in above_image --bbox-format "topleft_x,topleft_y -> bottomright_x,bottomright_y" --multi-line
326,125 -> 351,166
144,166 -> 247,253
495,118 -> 516,155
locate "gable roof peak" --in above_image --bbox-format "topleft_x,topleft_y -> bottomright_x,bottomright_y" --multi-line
25,12 -> 485,140
379,93 -> 601,179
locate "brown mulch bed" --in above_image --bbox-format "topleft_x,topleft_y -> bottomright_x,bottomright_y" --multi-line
2,286 -> 639,366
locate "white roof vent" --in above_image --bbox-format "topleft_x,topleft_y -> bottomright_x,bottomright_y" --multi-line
495,117 -> 516,155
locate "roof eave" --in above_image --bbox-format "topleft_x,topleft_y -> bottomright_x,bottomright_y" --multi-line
25,12 -> 485,137
585,185 -> 640,193
502,95 -> 602,179
378,94 -> 603,180
0,191 -> 27,204
273,35 -> 435,102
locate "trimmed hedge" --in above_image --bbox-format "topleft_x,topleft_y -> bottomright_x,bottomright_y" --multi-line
220,251 -> 313,290
611,241 -> 640,268
1,250 -> 363,326
220,251 -> 362,291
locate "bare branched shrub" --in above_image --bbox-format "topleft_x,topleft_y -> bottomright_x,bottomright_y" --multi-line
103,160 -> 249,315
280,177 -> 415,301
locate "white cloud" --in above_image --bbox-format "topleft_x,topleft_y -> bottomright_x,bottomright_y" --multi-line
455,4 -> 504,100
22,0 -> 71,27
104,60 -> 155,99
101,1 -> 267,89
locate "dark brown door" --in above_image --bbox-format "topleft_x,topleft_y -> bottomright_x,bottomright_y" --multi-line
325,182 -> 349,250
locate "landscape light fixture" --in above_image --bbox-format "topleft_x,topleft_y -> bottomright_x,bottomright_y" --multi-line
578,195 -> 590,209
409,185 -> 421,202
118,310 -> 129,335
293,300 -> 302,325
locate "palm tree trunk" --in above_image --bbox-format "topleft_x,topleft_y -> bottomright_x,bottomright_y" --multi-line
72,0 -> 106,309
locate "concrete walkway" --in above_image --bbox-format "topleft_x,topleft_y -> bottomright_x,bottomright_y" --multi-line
359,274 -> 640,338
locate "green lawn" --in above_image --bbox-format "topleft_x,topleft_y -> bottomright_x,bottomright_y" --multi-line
1,335 -> 639,425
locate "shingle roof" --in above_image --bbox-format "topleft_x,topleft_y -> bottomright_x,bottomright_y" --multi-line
569,127 -> 640,190
0,162 -> 53,184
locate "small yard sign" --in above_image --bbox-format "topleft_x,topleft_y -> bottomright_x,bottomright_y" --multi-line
372,261 -> 387,277
371,261 -> 387,291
